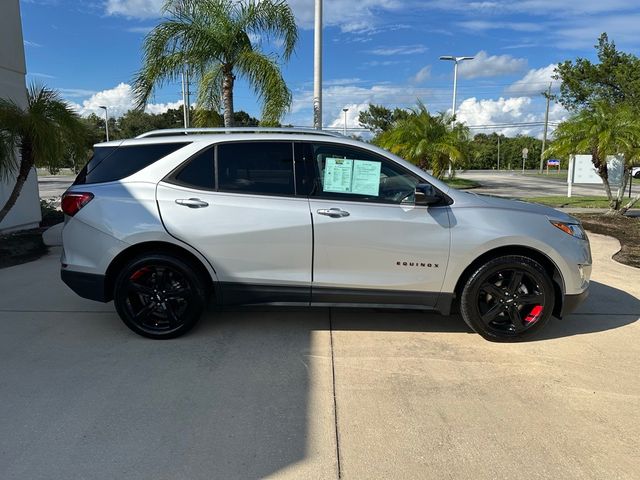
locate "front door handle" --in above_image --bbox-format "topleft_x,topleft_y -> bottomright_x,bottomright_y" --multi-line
175,198 -> 209,208
317,208 -> 350,218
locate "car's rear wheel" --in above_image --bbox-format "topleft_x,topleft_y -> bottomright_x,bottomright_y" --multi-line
114,253 -> 206,339
460,255 -> 555,341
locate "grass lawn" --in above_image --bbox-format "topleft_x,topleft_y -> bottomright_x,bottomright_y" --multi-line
573,213 -> 640,269
443,177 -> 481,189
524,196 -> 612,208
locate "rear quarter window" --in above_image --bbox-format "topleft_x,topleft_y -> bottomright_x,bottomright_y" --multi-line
74,142 -> 190,185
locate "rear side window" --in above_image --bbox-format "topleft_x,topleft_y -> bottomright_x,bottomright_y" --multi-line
217,142 -> 294,195
171,147 -> 215,190
74,142 -> 189,185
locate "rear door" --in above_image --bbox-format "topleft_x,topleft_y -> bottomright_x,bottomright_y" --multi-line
299,142 -> 451,307
156,141 -> 313,304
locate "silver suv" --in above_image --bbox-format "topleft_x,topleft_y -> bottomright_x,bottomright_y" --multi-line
60,128 -> 591,341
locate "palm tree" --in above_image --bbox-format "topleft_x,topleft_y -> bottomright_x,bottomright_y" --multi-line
0,85 -> 87,224
133,0 -> 297,127
376,102 -> 469,179
546,101 -> 640,214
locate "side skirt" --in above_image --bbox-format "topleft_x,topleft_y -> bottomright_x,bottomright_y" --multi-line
218,282 -> 454,315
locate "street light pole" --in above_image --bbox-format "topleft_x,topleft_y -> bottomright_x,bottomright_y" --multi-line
313,0 -> 323,130
342,108 -> 348,136
439,55 -> 474,119
440,55 -> 474,176
99,106 -> 109,142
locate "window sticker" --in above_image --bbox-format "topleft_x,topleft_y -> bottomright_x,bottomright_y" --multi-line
323,158 -> 354,193
322,157 -> 382,196
351,160 -> 381,196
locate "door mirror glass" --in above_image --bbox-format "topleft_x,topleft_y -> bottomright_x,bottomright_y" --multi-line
414,183 -> 441,206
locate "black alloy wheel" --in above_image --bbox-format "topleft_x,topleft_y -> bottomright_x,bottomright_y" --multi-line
460,255 -> 555,341
114,254 -> 206,339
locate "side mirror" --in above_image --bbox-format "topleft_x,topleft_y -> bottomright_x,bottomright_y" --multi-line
414,183 -> 442,206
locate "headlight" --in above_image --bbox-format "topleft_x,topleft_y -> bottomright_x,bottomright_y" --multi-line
550,221 -> 587,240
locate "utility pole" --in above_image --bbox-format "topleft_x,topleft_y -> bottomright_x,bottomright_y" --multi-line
313,0 -> 323,130
497,135 -> 500,170
539,83 -> 551,173
181,68 -> 190,128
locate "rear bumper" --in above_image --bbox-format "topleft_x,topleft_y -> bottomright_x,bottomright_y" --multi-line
560,288 -> 589,317
61,269 -> 109,302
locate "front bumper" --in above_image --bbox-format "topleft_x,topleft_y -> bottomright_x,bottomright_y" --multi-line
560,288 -> 589,317
61,269 -> 109,302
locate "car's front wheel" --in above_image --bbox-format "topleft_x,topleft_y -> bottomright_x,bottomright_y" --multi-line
460,255 -> 555,341
113,253 -> 206,339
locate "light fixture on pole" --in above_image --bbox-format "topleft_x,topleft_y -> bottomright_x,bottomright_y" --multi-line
342,108 -> 348,136
313,0 -> 323,130
439,55 -> 473,176
439,55 -> 474,119
98,105 -> 109,142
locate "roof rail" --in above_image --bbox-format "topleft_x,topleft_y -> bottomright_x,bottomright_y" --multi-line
135,127 -> 342,139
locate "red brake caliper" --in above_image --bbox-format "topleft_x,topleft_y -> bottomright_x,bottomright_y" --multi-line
130,267 -> 150,281
525,305 -> 544,324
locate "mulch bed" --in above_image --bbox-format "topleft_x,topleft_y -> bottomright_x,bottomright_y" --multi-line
573,213 -> 640,269
0,227 -> 49,269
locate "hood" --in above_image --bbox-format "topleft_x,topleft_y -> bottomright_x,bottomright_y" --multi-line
456,191 -> 579,223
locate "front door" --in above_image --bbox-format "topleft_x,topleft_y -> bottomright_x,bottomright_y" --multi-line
299,142 -> 451,306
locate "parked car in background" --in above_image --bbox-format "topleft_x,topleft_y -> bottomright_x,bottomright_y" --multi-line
60,128 -> 591,341
633,166 -> 640,178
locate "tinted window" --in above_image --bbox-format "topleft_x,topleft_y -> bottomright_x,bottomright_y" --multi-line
74,142 -> 189,185
309,143 -> 420,204
171,147 -> 215,190
217,142 -> 294,195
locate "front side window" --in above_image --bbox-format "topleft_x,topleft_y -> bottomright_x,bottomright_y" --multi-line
308,143 -> 421,204
217,142 -> 294,196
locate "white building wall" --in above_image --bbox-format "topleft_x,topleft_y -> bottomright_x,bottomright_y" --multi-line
0,0 -> 41,233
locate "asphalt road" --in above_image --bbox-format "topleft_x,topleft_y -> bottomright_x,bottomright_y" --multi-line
457,170 -> 640,198
0,234 -> 638,479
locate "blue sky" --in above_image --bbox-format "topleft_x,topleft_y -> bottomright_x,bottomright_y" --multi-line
19,0 -> 640,137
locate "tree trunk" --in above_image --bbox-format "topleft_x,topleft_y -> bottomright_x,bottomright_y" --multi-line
0,141 -> 35,225
222,68 -> 235,128
619,193 -> 640,214
592,151 -> 618,214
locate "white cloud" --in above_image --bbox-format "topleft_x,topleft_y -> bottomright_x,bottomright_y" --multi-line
105,0 -> 162,18
457,50 -> 527,79
66,82 -> 183,117
505,64 -> 559,96
455,96 -> 568,137
23,40 -> 42,47
288,82 -> 432,128
457,20 -> 543,32
127,26 -> 154,34
328,103 -> 370,134
368,44 -> 428,56
106,0 -> 409,33
410,66 -> 431,85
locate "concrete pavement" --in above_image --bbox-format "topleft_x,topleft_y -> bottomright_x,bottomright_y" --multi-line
0,235 -> 639,479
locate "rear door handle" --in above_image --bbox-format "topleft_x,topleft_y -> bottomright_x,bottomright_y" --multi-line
175,198 -> 209,208
317,208 -> 350,218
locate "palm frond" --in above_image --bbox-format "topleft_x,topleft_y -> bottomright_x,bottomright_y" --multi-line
236,50 -> 291,124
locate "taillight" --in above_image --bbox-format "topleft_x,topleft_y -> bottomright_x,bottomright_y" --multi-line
61,192 -> 94,216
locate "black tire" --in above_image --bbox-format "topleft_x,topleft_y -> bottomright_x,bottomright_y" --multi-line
113,253 -> 206,339
460,255 -> 555,342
